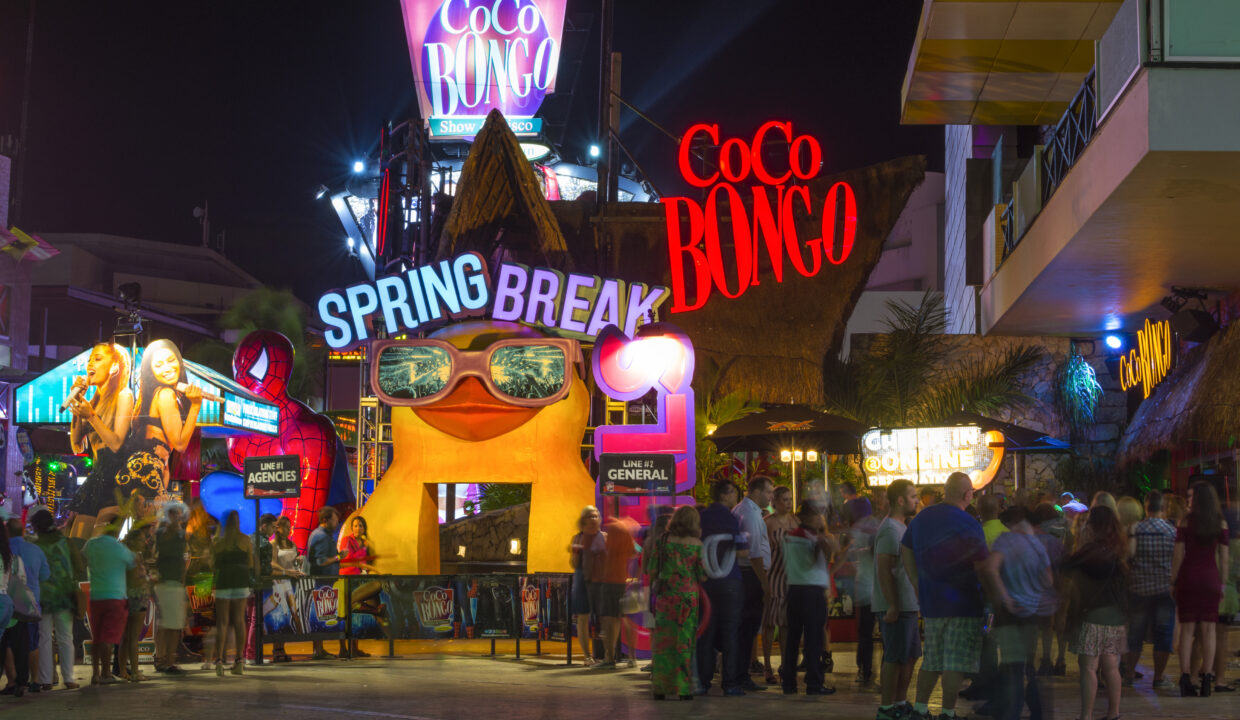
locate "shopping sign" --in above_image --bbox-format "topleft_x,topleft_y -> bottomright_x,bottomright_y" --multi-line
861,425 -> 1004,490
243,454 -> 302,500
317,252 -> 668,348
662,121 -> 859,312
400,0 -> 567,139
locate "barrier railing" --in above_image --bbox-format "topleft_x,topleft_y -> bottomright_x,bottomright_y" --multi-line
257,573 -> 575,663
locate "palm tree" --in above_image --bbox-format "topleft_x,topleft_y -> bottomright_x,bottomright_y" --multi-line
822,292 -> 1042,427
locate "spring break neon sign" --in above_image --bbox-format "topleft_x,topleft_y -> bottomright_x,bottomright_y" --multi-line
592,324 -> 696,514
662,121 -> 859,312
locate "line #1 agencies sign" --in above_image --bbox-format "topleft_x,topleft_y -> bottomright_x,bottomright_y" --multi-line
244,454 -> 302,500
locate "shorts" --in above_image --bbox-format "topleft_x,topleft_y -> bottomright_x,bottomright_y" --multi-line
588,582 -> 624,618
995,616 -> 1041,664
570,576 -> 590,616
25,620 -> 40,649
154,581 -> 187,630
922,616 -> 983,674
1070,622 -> 1126,656
88,599 -> 128,645
1127,592 -> 1175,654
879,612 -> 922,664
214,587 -> 252,601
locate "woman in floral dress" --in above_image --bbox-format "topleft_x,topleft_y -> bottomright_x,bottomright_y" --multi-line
647,506 -> 705,700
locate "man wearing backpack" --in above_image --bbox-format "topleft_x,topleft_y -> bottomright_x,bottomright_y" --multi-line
31,508 -> 84,691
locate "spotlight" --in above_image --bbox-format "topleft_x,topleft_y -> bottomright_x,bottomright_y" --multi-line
314,184 -> 329,200
1104,334 -> 1123,350
352,160 -> 365,173
588,144 -> 600,159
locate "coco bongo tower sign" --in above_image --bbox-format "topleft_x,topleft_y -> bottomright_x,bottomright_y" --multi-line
661,121 -> 858,312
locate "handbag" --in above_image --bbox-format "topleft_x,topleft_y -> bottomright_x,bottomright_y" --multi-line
619,579 -> 648,615
8,557 -> 42,623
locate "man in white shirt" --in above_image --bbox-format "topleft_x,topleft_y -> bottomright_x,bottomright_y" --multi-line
733,475 -> 773,689
874,479 -> 921,720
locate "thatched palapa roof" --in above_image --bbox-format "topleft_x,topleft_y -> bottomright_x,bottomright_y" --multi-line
1118,320 -> 1240,463
438,109 -> 570,267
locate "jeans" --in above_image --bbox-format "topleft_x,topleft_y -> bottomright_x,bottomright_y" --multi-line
1127,592 -> 1175,655
856,603 -> 875,678
738,567 -> 765,673
697,576 -> 743,691
783,584 -> 827,691
38,610 -> 75,686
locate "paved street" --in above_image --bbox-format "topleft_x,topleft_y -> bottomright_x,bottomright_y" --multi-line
14,637 -> 1240,720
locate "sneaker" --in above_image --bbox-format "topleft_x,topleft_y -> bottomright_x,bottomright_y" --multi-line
1152,677 -> 1175,690
876,705 -> 911,720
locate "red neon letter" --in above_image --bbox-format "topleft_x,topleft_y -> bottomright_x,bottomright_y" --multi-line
719,137 -> 751,183
822,181 -> 858,265
749,185 -> 784,286
662,196 -> 710,312
751,121 -> 793,185
703,183 -> 753,299
782,185 -> 821,277
677,123 -> 719,188
790,134 -> 822,180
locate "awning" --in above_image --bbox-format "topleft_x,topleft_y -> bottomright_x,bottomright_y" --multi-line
13,347 -> 278,437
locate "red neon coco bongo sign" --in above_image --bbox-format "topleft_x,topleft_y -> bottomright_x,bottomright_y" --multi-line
661,121 -> 858,313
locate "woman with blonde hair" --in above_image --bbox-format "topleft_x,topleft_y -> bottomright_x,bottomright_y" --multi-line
67,343 -> 135,538
647,505 -> 705,700
568,505 -> 605,665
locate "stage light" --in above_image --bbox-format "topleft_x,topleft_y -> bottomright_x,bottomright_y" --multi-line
1105,334 -> 1123,350
352,160 -> 365,173
314,184 -> 329,200
589,144 -> 600,159
347,237 -> 355,250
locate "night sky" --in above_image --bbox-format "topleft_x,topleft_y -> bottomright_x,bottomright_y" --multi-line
0,0 -> 941,302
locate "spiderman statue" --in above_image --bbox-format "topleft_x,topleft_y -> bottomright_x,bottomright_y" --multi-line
228,331 -> 335,550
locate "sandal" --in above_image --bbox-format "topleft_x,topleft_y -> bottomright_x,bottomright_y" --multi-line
582,655 -> 597,667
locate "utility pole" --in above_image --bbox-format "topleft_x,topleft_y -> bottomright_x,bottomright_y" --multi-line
596,0 -> 613,206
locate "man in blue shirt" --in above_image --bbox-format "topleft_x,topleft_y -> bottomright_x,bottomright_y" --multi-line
306,507 -> 340,660
697,480 -> 748,696
732,475 -> 774,691
901,472 -> 988,720
7,515 -> 50,694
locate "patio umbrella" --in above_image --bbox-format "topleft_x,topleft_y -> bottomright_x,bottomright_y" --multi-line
936,412 -> 1072,454
709,404 -> 866,455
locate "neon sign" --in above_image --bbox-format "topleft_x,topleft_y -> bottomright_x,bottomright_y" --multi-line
317,252 -> 668,348
592,324 -> 696,513
400,0 -> 567,140
1119,318 -> 1173,399
861,426 -> 1004,490
662,121 -> 859,313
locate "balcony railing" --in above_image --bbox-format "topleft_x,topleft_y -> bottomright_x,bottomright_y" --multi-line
1040,68 -> 1098,206
1000,68 -> 1098,261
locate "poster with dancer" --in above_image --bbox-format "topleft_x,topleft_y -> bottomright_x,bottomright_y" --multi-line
261,577 -> 345,639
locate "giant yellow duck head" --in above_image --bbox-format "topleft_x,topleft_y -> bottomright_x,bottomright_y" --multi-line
358,320 -> 596,574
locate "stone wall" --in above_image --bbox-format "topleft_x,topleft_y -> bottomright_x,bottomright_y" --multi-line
439,502 -> 530,563
851,333 -> 1127,493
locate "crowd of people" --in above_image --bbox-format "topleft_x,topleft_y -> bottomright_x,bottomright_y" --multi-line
579,472 -> 1237,720
0,499 -> 380,700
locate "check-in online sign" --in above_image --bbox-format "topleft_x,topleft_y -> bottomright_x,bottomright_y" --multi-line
400,0 -> 567,140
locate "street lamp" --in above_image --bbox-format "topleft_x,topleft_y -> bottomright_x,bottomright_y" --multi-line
780,449 -> 820,509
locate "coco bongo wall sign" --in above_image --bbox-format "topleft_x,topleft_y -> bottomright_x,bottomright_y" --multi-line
661,121 -> 859,313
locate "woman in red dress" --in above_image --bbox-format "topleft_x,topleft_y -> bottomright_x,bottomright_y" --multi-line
1172,481 -> 1231,697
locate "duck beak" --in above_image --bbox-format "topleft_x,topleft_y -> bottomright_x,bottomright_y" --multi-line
414,377 -> 539,441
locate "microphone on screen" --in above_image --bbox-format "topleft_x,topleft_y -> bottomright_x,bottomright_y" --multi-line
176,382 -> 224,403
59,382 -> 86,413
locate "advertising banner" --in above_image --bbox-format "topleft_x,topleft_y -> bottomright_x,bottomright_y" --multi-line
243,454 -> 301,499
598,453 -> 675,496
861,425 -> 1004,489
456,575 -> 518,639
346,576 -> 460,640
261,577 -> 346,639
399,0 -> 567,140
537,574 -> 570,642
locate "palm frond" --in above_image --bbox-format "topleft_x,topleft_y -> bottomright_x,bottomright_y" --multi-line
916,344 -> 1043,424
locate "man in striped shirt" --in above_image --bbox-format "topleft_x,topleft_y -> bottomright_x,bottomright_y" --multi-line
1123,490 -> 1177,689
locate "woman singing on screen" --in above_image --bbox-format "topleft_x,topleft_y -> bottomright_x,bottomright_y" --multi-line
66,343 -> 135,538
